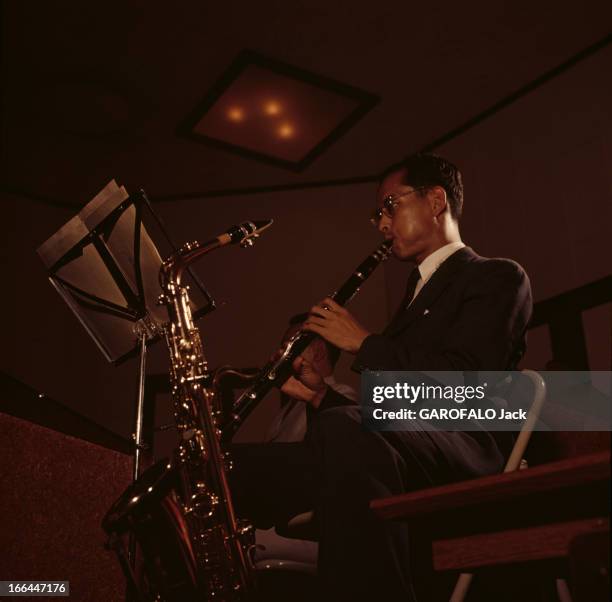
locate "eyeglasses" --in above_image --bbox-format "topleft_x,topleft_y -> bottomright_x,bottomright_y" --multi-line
370,187 -> 425,227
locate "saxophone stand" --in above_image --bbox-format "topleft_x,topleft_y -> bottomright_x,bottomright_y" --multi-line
132,328 -> 149,482
37,180 -> 216,601
128,326 -> 152,599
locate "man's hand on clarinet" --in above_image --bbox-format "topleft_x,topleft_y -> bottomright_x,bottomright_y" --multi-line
303,297 -> 371,354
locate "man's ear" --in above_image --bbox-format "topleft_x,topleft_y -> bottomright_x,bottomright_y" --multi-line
429,186 -> 448,218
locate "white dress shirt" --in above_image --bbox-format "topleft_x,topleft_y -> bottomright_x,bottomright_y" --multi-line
409,241 -> 465,304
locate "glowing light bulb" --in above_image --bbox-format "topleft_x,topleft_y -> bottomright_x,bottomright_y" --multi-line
277,123 -> 295,138
227,106 -> 245,122
264,100 -> 281,116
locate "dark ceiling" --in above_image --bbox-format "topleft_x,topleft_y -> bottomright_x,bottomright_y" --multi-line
2,1 -> 612,207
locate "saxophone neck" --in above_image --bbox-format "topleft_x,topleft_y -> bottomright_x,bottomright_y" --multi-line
160,220 -> 273,290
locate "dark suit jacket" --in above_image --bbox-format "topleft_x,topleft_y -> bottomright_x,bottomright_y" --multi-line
320,246 -> 533,410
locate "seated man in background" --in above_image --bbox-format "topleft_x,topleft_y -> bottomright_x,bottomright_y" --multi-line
265,313 -> 356,443
254,314 -> 356,584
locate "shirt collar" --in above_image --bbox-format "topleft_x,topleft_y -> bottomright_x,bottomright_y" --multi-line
417,241 -> 465,283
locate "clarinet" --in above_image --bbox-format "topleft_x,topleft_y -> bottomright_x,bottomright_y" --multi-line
222,240 -> 392,440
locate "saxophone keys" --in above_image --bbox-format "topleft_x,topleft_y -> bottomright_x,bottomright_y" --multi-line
184,491 -> 218,518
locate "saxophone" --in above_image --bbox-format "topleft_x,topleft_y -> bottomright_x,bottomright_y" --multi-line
222,239 -> 392,441
103,220 -> 272,602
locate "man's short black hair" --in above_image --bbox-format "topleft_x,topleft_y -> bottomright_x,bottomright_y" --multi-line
380,153 -> 464,220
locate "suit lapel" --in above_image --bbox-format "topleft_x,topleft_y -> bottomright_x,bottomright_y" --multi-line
384,247 -> 478,336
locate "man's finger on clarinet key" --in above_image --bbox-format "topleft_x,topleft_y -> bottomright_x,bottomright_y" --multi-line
321,297 -> 342,312
309,306 -> 331,320
312,298 -> 334,313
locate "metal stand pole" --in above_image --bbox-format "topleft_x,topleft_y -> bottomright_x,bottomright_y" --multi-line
127,330 -> 149,602
133,330 -> 149,482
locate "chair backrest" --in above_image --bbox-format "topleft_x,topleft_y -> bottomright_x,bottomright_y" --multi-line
503,369 -> 547,472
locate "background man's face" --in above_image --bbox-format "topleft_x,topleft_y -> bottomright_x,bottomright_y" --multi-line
376,169 -> 436,262
282,324 -> 333,377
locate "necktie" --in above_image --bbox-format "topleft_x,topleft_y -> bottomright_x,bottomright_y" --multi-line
402,266 -> 421,309
388,267 -> 421,326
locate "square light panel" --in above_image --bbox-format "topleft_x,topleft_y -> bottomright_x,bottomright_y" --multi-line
179,51 -> 379,170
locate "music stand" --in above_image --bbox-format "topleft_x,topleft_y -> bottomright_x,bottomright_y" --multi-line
37,180 -> 214,482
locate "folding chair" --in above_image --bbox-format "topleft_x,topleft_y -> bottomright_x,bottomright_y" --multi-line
449,369 -> 547,602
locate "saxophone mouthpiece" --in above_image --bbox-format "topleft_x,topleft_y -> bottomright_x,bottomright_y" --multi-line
251,219 -> 274,233
224,219 -> 274,247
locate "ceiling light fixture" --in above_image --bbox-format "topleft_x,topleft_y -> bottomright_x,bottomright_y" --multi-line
226,107 -> 245,122
264,100 -> 282,116
178,50 -> 379,171
277,123 -> 294,138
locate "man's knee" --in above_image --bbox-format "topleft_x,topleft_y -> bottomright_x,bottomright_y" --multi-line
312,407 -> 407,493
